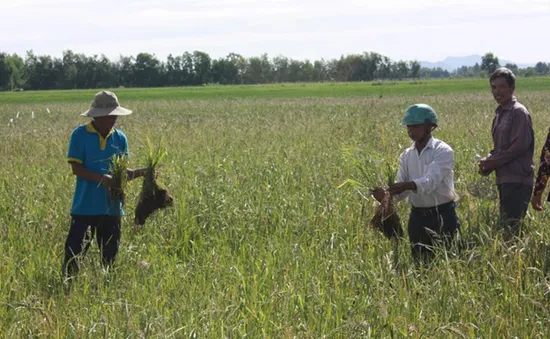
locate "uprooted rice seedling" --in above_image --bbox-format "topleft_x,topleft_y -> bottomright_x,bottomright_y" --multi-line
370,190 -> 403,240
108,154 -> 129,207
135,141 -> 173,225
340,148 -> 403,240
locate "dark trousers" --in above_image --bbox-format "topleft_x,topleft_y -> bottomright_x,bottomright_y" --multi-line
497,183 -> 532,239
408,201 -> 460,262
63,215 -> 121,277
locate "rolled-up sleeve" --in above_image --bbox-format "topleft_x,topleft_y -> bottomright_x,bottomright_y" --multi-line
394,151 -> 410,201
412,147 -> 453,195
122,133 -> 129,158
67,129 -> 84,164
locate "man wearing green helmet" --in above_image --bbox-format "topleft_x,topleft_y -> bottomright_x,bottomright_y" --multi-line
373,104 -> 460,262
478,67 -> 534,240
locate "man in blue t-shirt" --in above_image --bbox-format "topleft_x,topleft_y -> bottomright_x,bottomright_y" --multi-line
63,90 -> 147,280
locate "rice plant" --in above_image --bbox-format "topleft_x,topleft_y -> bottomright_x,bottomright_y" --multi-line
108,153 -> 130,206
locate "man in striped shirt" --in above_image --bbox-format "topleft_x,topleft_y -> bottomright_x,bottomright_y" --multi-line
478,67 -> 534,240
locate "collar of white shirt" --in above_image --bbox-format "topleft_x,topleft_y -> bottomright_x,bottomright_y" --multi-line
409,136 -> 435,153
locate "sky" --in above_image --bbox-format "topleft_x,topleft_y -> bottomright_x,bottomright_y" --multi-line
1,0 -> 549,63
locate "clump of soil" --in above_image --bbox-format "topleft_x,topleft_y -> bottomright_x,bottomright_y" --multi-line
370,195 -> 403,239
135,180 -> 173,225
109,187 -> 126,204
134,144 -> 173,226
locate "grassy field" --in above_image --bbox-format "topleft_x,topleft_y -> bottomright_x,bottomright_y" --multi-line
1,77 -> 550,104
1,78 -> 550,337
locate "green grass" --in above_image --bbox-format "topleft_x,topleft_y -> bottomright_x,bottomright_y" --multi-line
1,77 -> 550,104
2,80 -> 550,337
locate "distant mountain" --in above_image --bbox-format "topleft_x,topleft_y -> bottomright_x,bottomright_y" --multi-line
420,55 -> 536,71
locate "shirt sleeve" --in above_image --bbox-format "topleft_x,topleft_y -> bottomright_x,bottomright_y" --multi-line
534,128 -> 550,196
488,116 -> 496,156
487,108 -> 534,167
412,146 -> 454,196
67,128 -> 84,164
122,133 -> 129,158
394,151 -> 410,201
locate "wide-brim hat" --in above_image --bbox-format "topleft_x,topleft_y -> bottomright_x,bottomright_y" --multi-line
81,90 -> 132,117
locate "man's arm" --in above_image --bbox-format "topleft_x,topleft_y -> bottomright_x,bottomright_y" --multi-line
388,152 -> 412,200
532,129 -> 550,211
127,168 -> 148,181
70,162 -> 113,189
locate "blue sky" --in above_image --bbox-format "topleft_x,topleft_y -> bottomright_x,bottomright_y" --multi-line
1,0 -> 549,63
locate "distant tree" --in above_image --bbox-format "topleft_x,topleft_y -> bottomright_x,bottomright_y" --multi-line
342,54 -> 364,81
504,63 -> 518,74
23,50 -> 61,90
192,51 -> 212,85
473,62 -> 481,74
396,60 -> 409,80
288,59 -> 308,82
272,56 -> 290,82
5,48 -> 544,90
389,62 -> 399,80
164,54 -> 181,86
524,67 -> 537,77
0,53 -> 10,89
420,67 -> 449,78
116,55 -> 135,87
481,52 -> 500,75
133,53 -> 161,87
212,53 -> 245,85
312,59 -> 328,82
301,59 -> 314,82
180,52 -> 194,85
0,52 -> 24,90
410,60 -> 421,80
244,56 -> 265,84
455,65 -> 469,77
535,62 -> 549,75
364,52 -> 382,81
375,56 -> 391,80
60,50 -> 80,88
258,54 -> 273,82
96,54 -> 116,88
227,53 -> 246,82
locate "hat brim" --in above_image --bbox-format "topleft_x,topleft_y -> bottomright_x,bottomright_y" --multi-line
81,106 -> 132,118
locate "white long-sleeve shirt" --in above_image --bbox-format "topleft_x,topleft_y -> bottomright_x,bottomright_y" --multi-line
395,137 -> 458,208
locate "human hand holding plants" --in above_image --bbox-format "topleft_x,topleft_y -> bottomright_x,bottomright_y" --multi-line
478,158 -> 497,176
101,174 -> 114,190
532,194 -> 544,211
371,187 -> 388,203
388,182 -> 416,195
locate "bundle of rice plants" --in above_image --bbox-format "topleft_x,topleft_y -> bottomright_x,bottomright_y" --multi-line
135,140 -> 173,226
108,154 -> 129,207
369,164 -> 403,240
340,148 -> 403,240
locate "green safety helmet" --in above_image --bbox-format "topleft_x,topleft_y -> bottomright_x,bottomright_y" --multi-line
400,104 -> 438,126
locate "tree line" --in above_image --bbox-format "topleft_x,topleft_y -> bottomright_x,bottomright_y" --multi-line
0,50 -> 548,91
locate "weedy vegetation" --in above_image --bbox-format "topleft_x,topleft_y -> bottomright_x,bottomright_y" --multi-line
1,78 -> 550,337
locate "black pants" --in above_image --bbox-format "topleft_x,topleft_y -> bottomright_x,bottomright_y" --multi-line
408,201 -> 460,262
63,215 -> 121,277
497,183 -> 532,239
